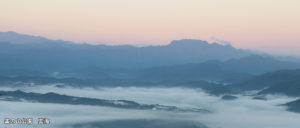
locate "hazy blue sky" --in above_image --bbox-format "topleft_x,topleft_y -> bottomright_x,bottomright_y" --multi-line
0,0 -> 299,55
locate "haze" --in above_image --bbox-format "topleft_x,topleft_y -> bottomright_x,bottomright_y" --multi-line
0,0 -> 300,55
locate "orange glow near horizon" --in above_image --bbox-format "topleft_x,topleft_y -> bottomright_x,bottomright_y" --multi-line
0,0 -> 299,55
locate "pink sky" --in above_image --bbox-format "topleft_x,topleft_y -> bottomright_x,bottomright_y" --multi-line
0,0 -> 299,55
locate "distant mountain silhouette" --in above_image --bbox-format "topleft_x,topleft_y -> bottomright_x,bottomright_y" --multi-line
0,31 -> 250,74
0,31 -> 73,45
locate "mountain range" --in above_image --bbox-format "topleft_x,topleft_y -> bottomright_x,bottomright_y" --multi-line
0,31 -> 250,74
2,31 -> 300,95
2,31 -> 300,79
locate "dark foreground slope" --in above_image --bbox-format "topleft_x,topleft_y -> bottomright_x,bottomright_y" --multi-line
284,99 -> 300,113
258,80 -> 300,97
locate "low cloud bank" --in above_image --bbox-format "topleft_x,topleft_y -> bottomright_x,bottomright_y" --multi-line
1,86 -> 300,128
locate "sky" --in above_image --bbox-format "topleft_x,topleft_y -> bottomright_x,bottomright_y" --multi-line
0,0 -> 299,55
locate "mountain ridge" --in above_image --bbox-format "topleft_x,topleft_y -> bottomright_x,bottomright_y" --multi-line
0,31 -> 251,72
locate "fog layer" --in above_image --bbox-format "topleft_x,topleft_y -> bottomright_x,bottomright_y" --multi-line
1,86 -> 300,128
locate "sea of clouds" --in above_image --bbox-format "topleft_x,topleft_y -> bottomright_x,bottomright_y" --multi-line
0,85 -> 300,128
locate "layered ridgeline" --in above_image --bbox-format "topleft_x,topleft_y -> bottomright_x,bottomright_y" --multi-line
232,69 -> 300,93
2,31 -> 300,114
1,31 -> 300,79
137,55 -> 300,83
1,32 -> 300,95
0,31 -> 249,72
